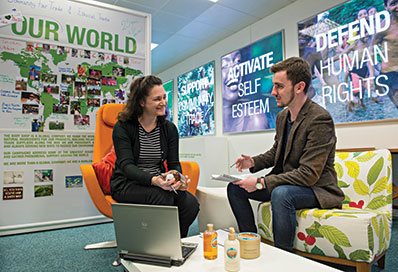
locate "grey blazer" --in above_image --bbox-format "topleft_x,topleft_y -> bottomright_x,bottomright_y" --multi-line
251,98 -> 344,209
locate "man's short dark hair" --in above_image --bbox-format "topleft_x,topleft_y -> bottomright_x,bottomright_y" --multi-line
270,57 -> 312,94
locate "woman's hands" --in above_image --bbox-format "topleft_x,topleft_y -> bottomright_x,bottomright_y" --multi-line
164,170 -> 190,192
151,171 -> 191,192
151,175 -> 173,191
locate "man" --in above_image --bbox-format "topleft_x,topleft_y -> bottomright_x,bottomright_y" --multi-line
227,57 -> 344,252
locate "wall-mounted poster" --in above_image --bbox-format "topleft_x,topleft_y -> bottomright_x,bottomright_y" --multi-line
0,0 -> 148,132
163,79 -> 174,121
221,31 -> 284,133
298,0 -> 398,124
177,61 -> 215,137
0,0 -> 150,232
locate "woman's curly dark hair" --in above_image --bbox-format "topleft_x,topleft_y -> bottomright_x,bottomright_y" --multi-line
118,75 -> 164,122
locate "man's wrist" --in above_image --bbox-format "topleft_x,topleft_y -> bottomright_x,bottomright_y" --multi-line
256,177 -> 265,190
250,157 -> 255,168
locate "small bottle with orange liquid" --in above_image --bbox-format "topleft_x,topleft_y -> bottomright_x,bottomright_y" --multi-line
203,223 -> 217,260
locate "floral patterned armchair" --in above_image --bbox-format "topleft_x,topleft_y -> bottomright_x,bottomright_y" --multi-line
257,149 -> 393,272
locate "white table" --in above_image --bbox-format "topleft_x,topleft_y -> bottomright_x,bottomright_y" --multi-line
121,234 -> 342,272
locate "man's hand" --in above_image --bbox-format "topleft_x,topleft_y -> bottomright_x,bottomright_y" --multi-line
234,154 -> 254,172
234,176 -> 257,193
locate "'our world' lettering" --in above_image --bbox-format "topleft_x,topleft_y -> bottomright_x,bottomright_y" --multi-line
11,17 -> 137,54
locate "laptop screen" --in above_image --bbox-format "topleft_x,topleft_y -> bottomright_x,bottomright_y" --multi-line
112,203 -> 183,260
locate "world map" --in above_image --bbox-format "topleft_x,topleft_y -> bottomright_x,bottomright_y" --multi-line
0,38 -> 143,131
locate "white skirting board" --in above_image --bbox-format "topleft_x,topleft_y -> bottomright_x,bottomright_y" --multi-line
0,215 -> 112,236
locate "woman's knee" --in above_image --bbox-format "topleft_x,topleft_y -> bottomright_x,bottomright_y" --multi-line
187,192 -> 200,214
179,192 -> 200,218
148,189 -> 175,205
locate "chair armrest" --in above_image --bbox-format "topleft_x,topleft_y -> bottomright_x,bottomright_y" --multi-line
196,186 -> 237,232
80,164 -> 115,219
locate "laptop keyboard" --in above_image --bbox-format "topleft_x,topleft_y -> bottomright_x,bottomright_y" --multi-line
181,242 -> 198,258
182,246 -> 195,257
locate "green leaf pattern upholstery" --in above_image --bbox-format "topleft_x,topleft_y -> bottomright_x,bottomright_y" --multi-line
257,149 -> 392,262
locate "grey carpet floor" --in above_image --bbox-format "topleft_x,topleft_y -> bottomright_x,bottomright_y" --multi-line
0,218 -> 397,271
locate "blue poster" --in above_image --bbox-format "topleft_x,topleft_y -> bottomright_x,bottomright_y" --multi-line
298,0 -> 398,124
221,31 -> 284,133
177,61 -> 215,137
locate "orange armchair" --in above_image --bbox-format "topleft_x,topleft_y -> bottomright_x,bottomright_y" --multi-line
80,104 -> 200,249
80,103 -> 123,249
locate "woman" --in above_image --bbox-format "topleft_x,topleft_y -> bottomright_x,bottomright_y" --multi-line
110,75 -> 199,238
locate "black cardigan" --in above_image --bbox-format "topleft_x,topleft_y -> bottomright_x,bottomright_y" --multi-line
110,118 -> 181,194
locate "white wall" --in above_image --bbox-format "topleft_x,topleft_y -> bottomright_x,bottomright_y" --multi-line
159,0 -> 398,177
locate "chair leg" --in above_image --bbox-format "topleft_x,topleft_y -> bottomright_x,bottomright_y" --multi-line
377,255 -> 386,269
356,262 -> 371,272
84,240 -> 117,250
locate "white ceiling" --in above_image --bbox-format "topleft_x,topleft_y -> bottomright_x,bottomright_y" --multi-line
95,0 -> 297,74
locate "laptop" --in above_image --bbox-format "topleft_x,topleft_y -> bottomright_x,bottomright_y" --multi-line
112,203 -> 198,267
